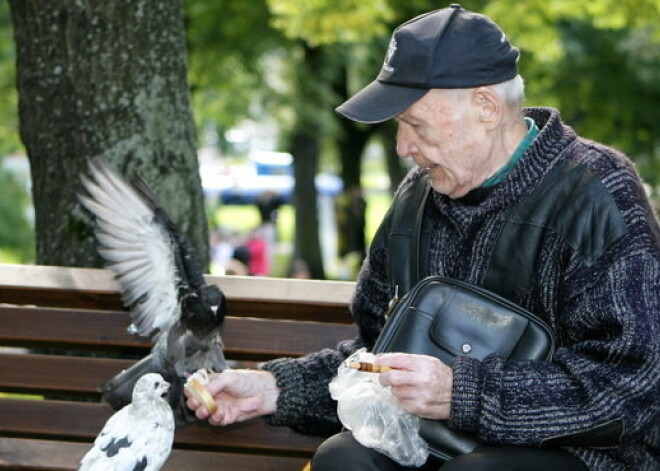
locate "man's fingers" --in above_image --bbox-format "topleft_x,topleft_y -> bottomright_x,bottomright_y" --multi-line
209,406 -> 235,426
208,410 -> 223,426
376,352 -> 417,369
202,379 -> 226,396
194,405 -> 210,420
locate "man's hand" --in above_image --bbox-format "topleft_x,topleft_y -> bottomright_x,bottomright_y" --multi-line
376,353 -> 453,420
184,369 -> 280,426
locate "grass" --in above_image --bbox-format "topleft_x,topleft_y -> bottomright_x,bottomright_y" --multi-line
0,247 -> 23,264
0,392 -> 43,400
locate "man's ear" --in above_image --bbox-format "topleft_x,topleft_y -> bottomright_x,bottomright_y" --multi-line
472,87 -> 501,129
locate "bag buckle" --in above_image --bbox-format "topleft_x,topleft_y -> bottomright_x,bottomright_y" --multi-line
385,285 -> 400,320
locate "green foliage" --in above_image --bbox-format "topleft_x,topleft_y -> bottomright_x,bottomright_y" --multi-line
474,0 -> 660,188
184,0 -> 287,131
0,1 -> 21,156
267,0 -> 394,46
552,20 -> 660,185
483,0 -> 660,63
0,3 -> 31,264
0,165 -> 34,263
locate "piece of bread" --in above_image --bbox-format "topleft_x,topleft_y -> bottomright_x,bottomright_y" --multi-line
184,374 -> 217,414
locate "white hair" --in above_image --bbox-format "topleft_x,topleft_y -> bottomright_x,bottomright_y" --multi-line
440,75 -> 525,109
489,75 -> 525,108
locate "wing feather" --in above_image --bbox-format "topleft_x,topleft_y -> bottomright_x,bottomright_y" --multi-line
80,159 -> 181,337
80,401 -> 173,471
95,232 -> 149,252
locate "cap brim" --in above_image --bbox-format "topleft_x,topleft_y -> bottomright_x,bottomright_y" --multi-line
335,80 -> 429,124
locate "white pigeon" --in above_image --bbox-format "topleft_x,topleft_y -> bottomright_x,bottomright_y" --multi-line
79,373 -> 175,471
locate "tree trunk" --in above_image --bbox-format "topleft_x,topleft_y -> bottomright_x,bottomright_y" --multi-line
337,120 -> 370,190
8,0 -> 209,268
332,63 -> 373,190
379,122 -> 408,194
289,44 -> 325,279
290,129 -> 324,279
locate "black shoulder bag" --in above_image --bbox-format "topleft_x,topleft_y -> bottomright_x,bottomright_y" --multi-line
371,165 -> 587,461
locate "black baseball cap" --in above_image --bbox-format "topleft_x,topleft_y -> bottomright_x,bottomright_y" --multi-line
335,4 -> 519,123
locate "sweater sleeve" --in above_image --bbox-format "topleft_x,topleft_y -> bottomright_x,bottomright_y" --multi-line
261,341 -> 362,436
449,248 -> 660,447
260,224 -> 393,436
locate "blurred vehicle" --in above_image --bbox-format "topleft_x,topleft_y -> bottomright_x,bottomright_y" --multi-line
201,151 -> 342,205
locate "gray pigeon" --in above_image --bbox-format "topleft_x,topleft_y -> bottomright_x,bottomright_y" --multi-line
79,158 -> 228,424
79,373 -> 175,471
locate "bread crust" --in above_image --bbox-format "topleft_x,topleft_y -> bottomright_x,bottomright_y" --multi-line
184,377 -> 218,414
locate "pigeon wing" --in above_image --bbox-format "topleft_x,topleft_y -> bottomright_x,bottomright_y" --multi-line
131,175 -> 207,291
79,159 -> 181,337
125,406 -> 175,471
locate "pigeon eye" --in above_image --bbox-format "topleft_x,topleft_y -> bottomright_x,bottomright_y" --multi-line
154,382 -> 160,388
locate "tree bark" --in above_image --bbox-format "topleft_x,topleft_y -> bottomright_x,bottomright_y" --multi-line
289,44 -> 325,279
337,119 -> 371,189
332,63 -> 373,190
8,0 -> 209,268
379,122 -> 408,194
290,129 -> 324,279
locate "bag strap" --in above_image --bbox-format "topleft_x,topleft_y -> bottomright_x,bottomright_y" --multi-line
387,160 -> 627,302
387,175 -> 432,297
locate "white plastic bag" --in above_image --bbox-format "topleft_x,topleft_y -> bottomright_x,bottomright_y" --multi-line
329,348 -> 429,467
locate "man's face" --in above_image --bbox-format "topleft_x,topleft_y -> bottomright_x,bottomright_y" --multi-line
395,89 -> 494,199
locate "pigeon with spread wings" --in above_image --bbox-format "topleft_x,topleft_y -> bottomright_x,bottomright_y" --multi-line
79,158 -> 227,424
79,373 -> 174,471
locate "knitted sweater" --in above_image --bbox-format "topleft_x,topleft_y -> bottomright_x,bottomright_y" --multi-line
262,107 -> 660,470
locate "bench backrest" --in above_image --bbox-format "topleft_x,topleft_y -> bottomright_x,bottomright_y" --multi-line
0,264 -> 357,470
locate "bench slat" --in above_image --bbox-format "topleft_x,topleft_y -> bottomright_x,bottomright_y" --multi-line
0,352 -> 265,396
0,287 -> 351,323
225,317 -> 356,359
0,437 -> 309,471
0,306 -> 356,358
0,264 -> 355,324
0,305 -> 149,350
232,299 -> 351,323
0,353 -> 129,396
0,398 -> 324,455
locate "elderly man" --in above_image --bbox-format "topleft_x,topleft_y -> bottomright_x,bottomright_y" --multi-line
187,5 -> 660,470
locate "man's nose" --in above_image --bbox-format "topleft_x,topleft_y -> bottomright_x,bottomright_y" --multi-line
396,128 -> 416,159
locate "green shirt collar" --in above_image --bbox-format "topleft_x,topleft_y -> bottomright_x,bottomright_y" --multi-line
481,117 -> 539,188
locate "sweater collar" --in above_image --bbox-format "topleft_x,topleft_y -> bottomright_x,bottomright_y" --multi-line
481,117 -> 539,188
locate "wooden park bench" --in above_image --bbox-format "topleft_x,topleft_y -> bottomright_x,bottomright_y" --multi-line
0,263 -> 356,470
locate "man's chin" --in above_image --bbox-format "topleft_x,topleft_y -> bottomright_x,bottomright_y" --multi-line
430,181 -> 472,199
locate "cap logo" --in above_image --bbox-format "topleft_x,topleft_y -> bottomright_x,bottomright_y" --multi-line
382,37 -> 397,72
